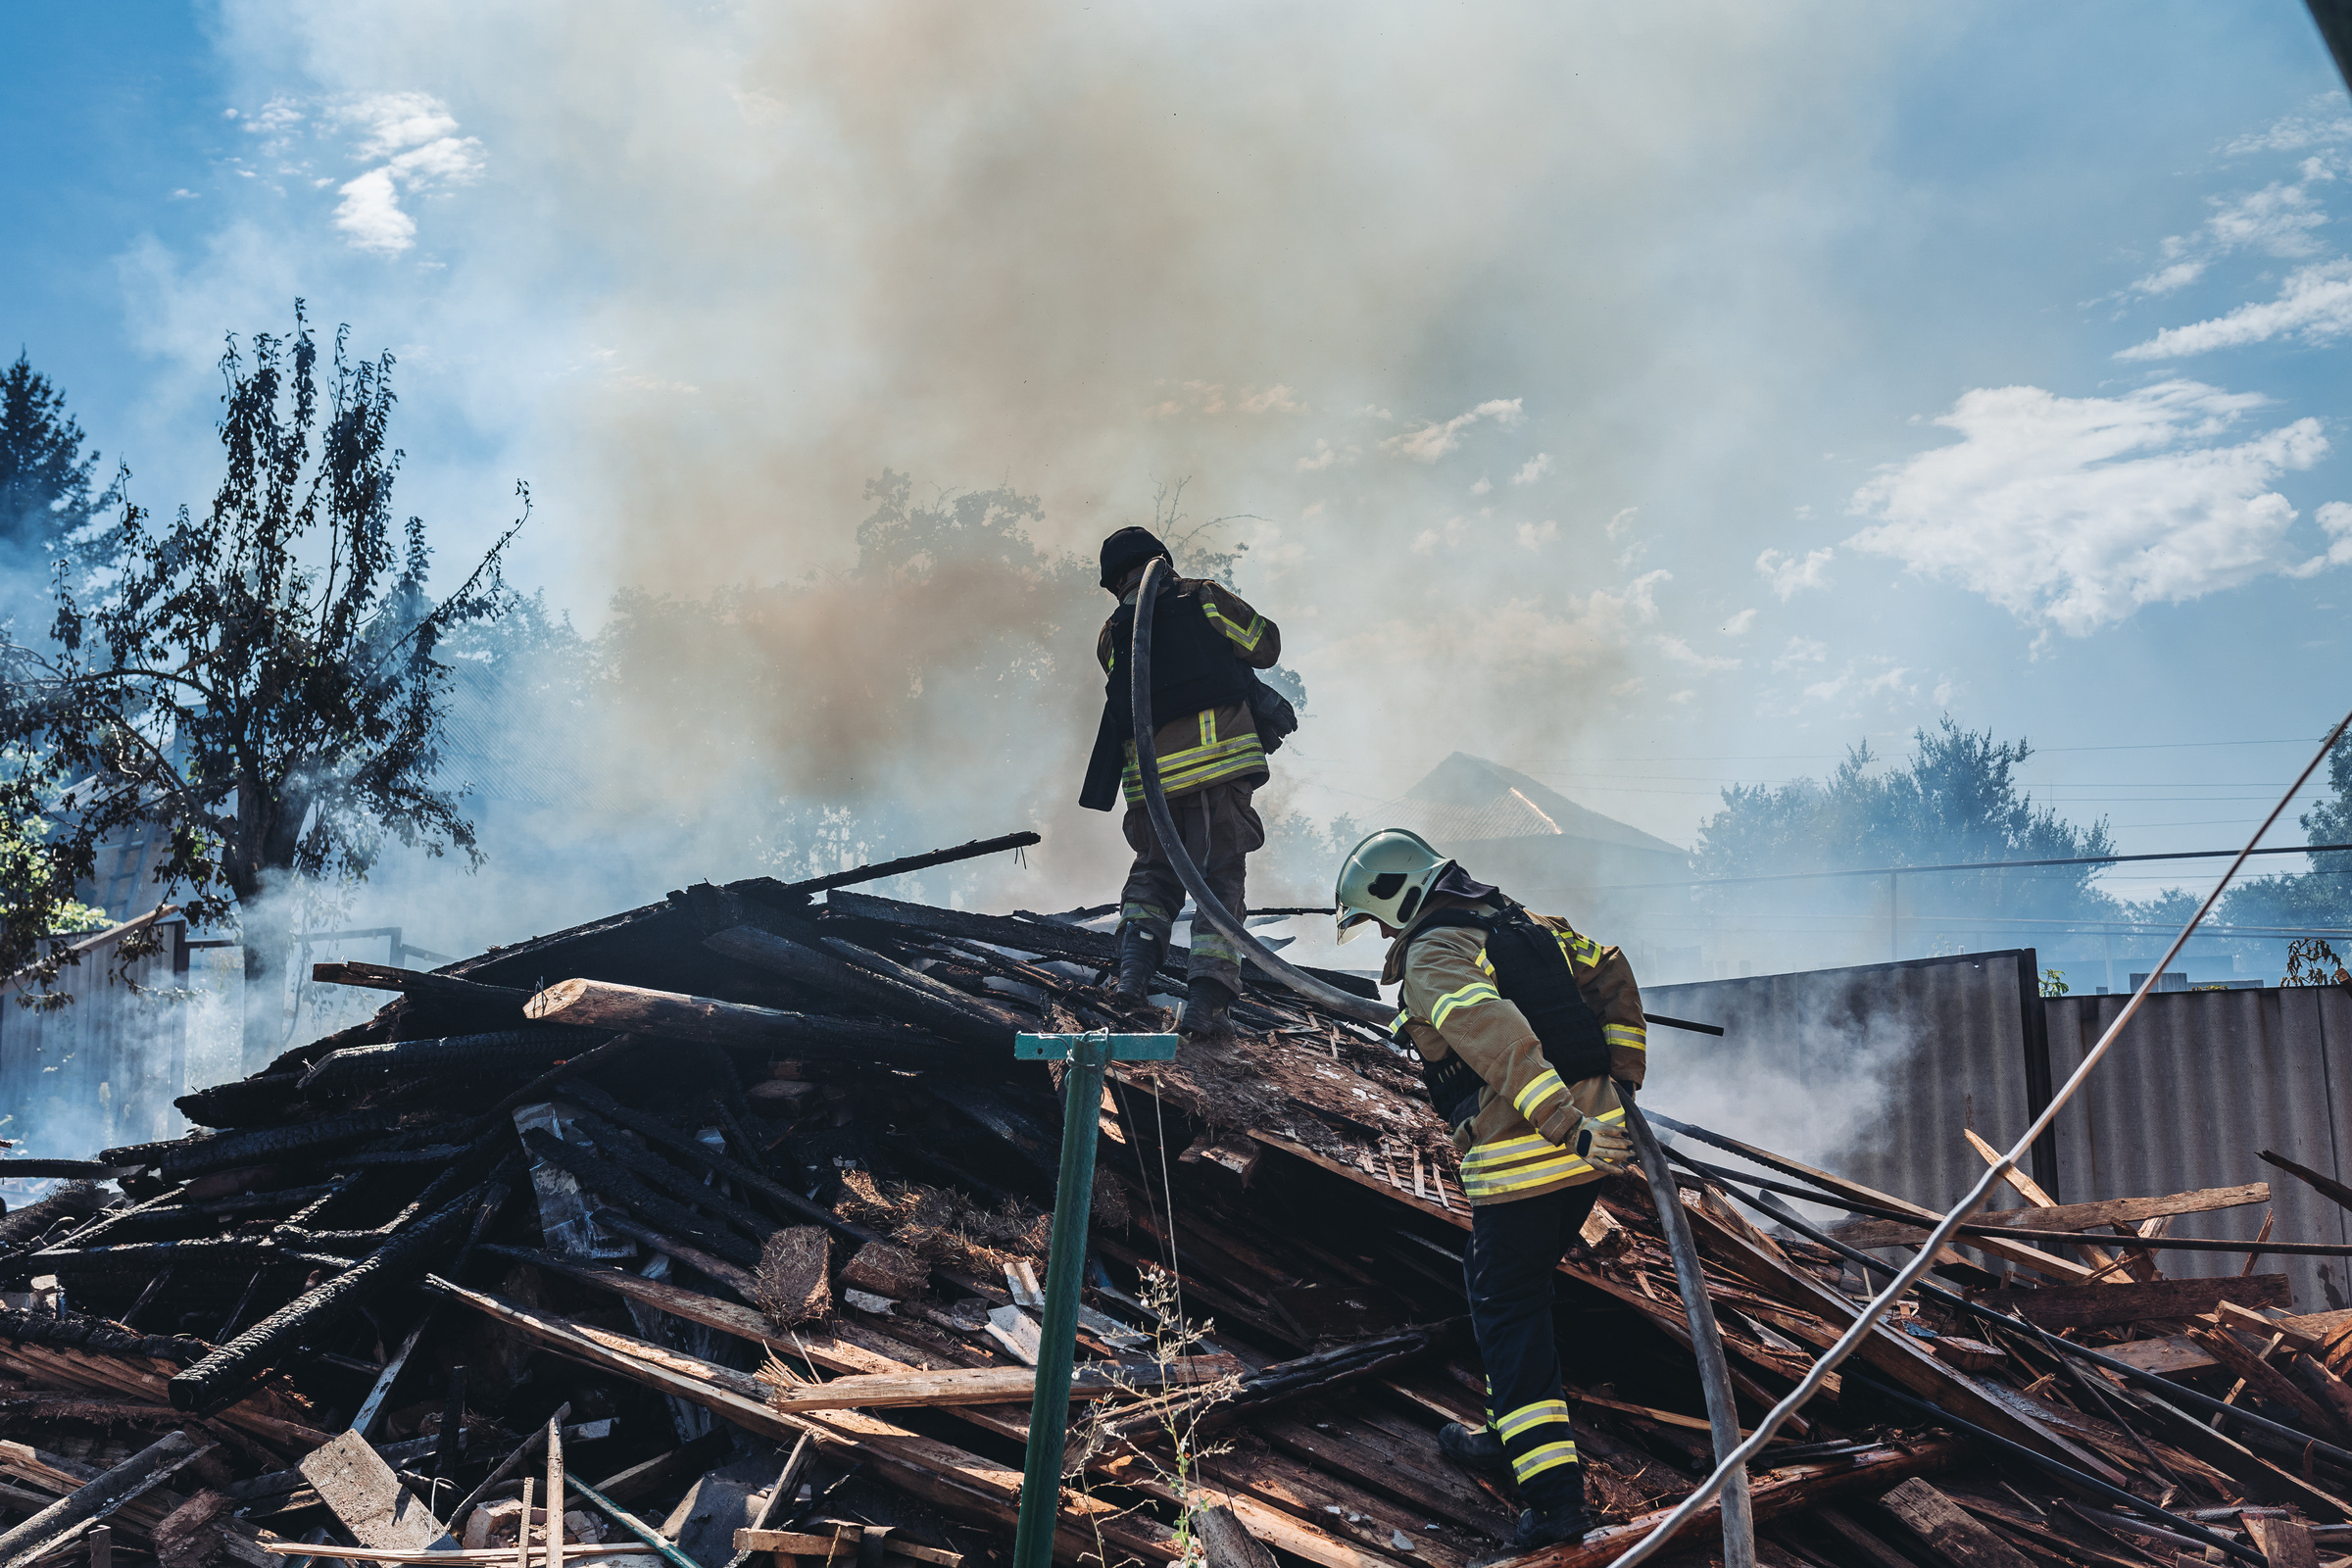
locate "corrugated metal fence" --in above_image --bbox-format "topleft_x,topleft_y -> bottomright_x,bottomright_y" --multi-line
0,917 -> 197,1154
2045,986 -> 2352,1312
1646,950 -> 2352,1312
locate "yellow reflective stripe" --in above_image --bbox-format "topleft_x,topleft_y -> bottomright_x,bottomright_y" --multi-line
1603,1023 -> 1646,1054
1494,1399 -> 1570,1439
1392,1009 -> 1411,1031
1202,600 -> 1267,652
1476,949 -> 1496,977
1512,1441 -> 1579,1481
1119,731 -> 1268,804
1429,981 -> 1502,1029
1200,710 -> 1215,747
1513,1068 -> 1568,1121
1459,1138 -> 1593,1197
1463,1131 -> 1556,1161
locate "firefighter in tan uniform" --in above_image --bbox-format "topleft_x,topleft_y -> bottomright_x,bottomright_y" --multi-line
1080,526 -> 1286,1037
1334,828 -> 1646,1551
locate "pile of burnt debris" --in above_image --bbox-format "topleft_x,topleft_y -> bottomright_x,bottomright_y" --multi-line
11,833 -> 2352,1568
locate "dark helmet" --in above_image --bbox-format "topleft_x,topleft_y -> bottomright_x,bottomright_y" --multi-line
1099,526 -> 1173,591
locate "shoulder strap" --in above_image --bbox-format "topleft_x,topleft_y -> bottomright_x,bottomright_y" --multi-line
1397,906 -> 1496,961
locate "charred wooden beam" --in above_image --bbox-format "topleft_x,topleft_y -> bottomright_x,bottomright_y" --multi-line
1105,1324 -> 1451,1442
0,1431 -> 215,1568
517,979 -> 965,1072
557,1079 -> 887,1249
167,1183 -> 493,1414
0,1161 -> 131,1181
473,1034 -> 643,1129
701,926 -> 1013,1049
296,1029 -> 612,1096
0,1184 -> 112,1258
580,1213 -> 761,1299
555,1105 -> 776,1242
309,961 -> 530,1011
111,1113 -> 396,1183
0,1305 -> 208,1367
726,832 -> 1043,909
30,1239 -> 365,1277
517,1128 -> 762,1269
173,1075 -> 306,1132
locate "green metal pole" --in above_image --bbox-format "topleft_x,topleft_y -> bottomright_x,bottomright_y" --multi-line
1010,1035 -> 1110,1568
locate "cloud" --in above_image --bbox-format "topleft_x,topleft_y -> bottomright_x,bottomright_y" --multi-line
1515,518 -> 1557,550
1605,507 -> 1638,539
1718,608 -> 1756,636
1772,635 -> 1827,671
2200,175 -> 2333,258
2120,150 -> 2338,302
2125,260 -> 2207,299
1846,378 -> 2332,636
1296,438 -> 1349,470
1654,634 -> 1740,671
2286,501 -> 2352,577
2224,102 -> 2352,156
324,93 -> 486,256
1240,384 -> 1304,414
1469,476 -> 1491,495
1755,546 -> 1833,599
1381,397 -> 1524,463
333,169 -> 414,254
334,90 -> 462,158
1510,452 -> 1552,485
2118,260 -> 2352,359
1803,673 -> 1848,702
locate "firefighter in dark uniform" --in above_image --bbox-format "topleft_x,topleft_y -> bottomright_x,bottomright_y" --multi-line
1333,828 -> 1647,1550
1081,527 -> 1284,1037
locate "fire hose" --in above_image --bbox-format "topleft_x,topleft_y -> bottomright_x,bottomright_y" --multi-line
1124,556 -> 1758,1564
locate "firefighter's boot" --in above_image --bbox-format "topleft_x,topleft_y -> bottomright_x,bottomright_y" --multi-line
1111,925 -> 1162,1004
1437,1422 -> 1510,1479
1178,976 -> 1236,1038
1512,1466 -> 1594,1550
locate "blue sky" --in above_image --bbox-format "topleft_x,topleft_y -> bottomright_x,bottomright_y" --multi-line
4,2 -> 2350,912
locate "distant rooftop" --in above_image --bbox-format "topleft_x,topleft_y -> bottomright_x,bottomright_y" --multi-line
1400,752 -> 1687,857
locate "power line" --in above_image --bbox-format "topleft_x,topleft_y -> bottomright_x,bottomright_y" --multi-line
1602,841 -> 2352,892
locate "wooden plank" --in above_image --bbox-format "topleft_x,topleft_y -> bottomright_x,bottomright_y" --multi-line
1963,1128 -> 2123,1275
2098,1307 -> 2352,1375
1877,1477 -> 2037,1568
1828,1182 -> 2272,1250
1650,1116 -> 2095,1282
427,1280 -> 1156,1566
297,1433 -> 458,1554
1972,1274 -> 2289,1329
1672,1194 -> 2136,1489
764,1358 -> 1232,1409
2189,1328 -> 2352,1443
1252,1409 -> 1509,1537
2245,1513 -> 2323,1568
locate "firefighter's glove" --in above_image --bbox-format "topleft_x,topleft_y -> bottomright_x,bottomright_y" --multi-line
1540,1105 -> 1633,1172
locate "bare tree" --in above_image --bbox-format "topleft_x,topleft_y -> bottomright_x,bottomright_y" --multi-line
0,302 -> 521,1063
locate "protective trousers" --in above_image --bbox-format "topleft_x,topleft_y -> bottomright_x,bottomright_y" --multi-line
1463,1181 -> 1601,1511
1118,780 -> 1264,993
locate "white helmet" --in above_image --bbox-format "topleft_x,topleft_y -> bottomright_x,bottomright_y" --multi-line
1333,828 -> 1454,945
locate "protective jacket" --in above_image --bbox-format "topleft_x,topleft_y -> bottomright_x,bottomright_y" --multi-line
1384,895 -> 1647,1205
1081,577 -> 1281,811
